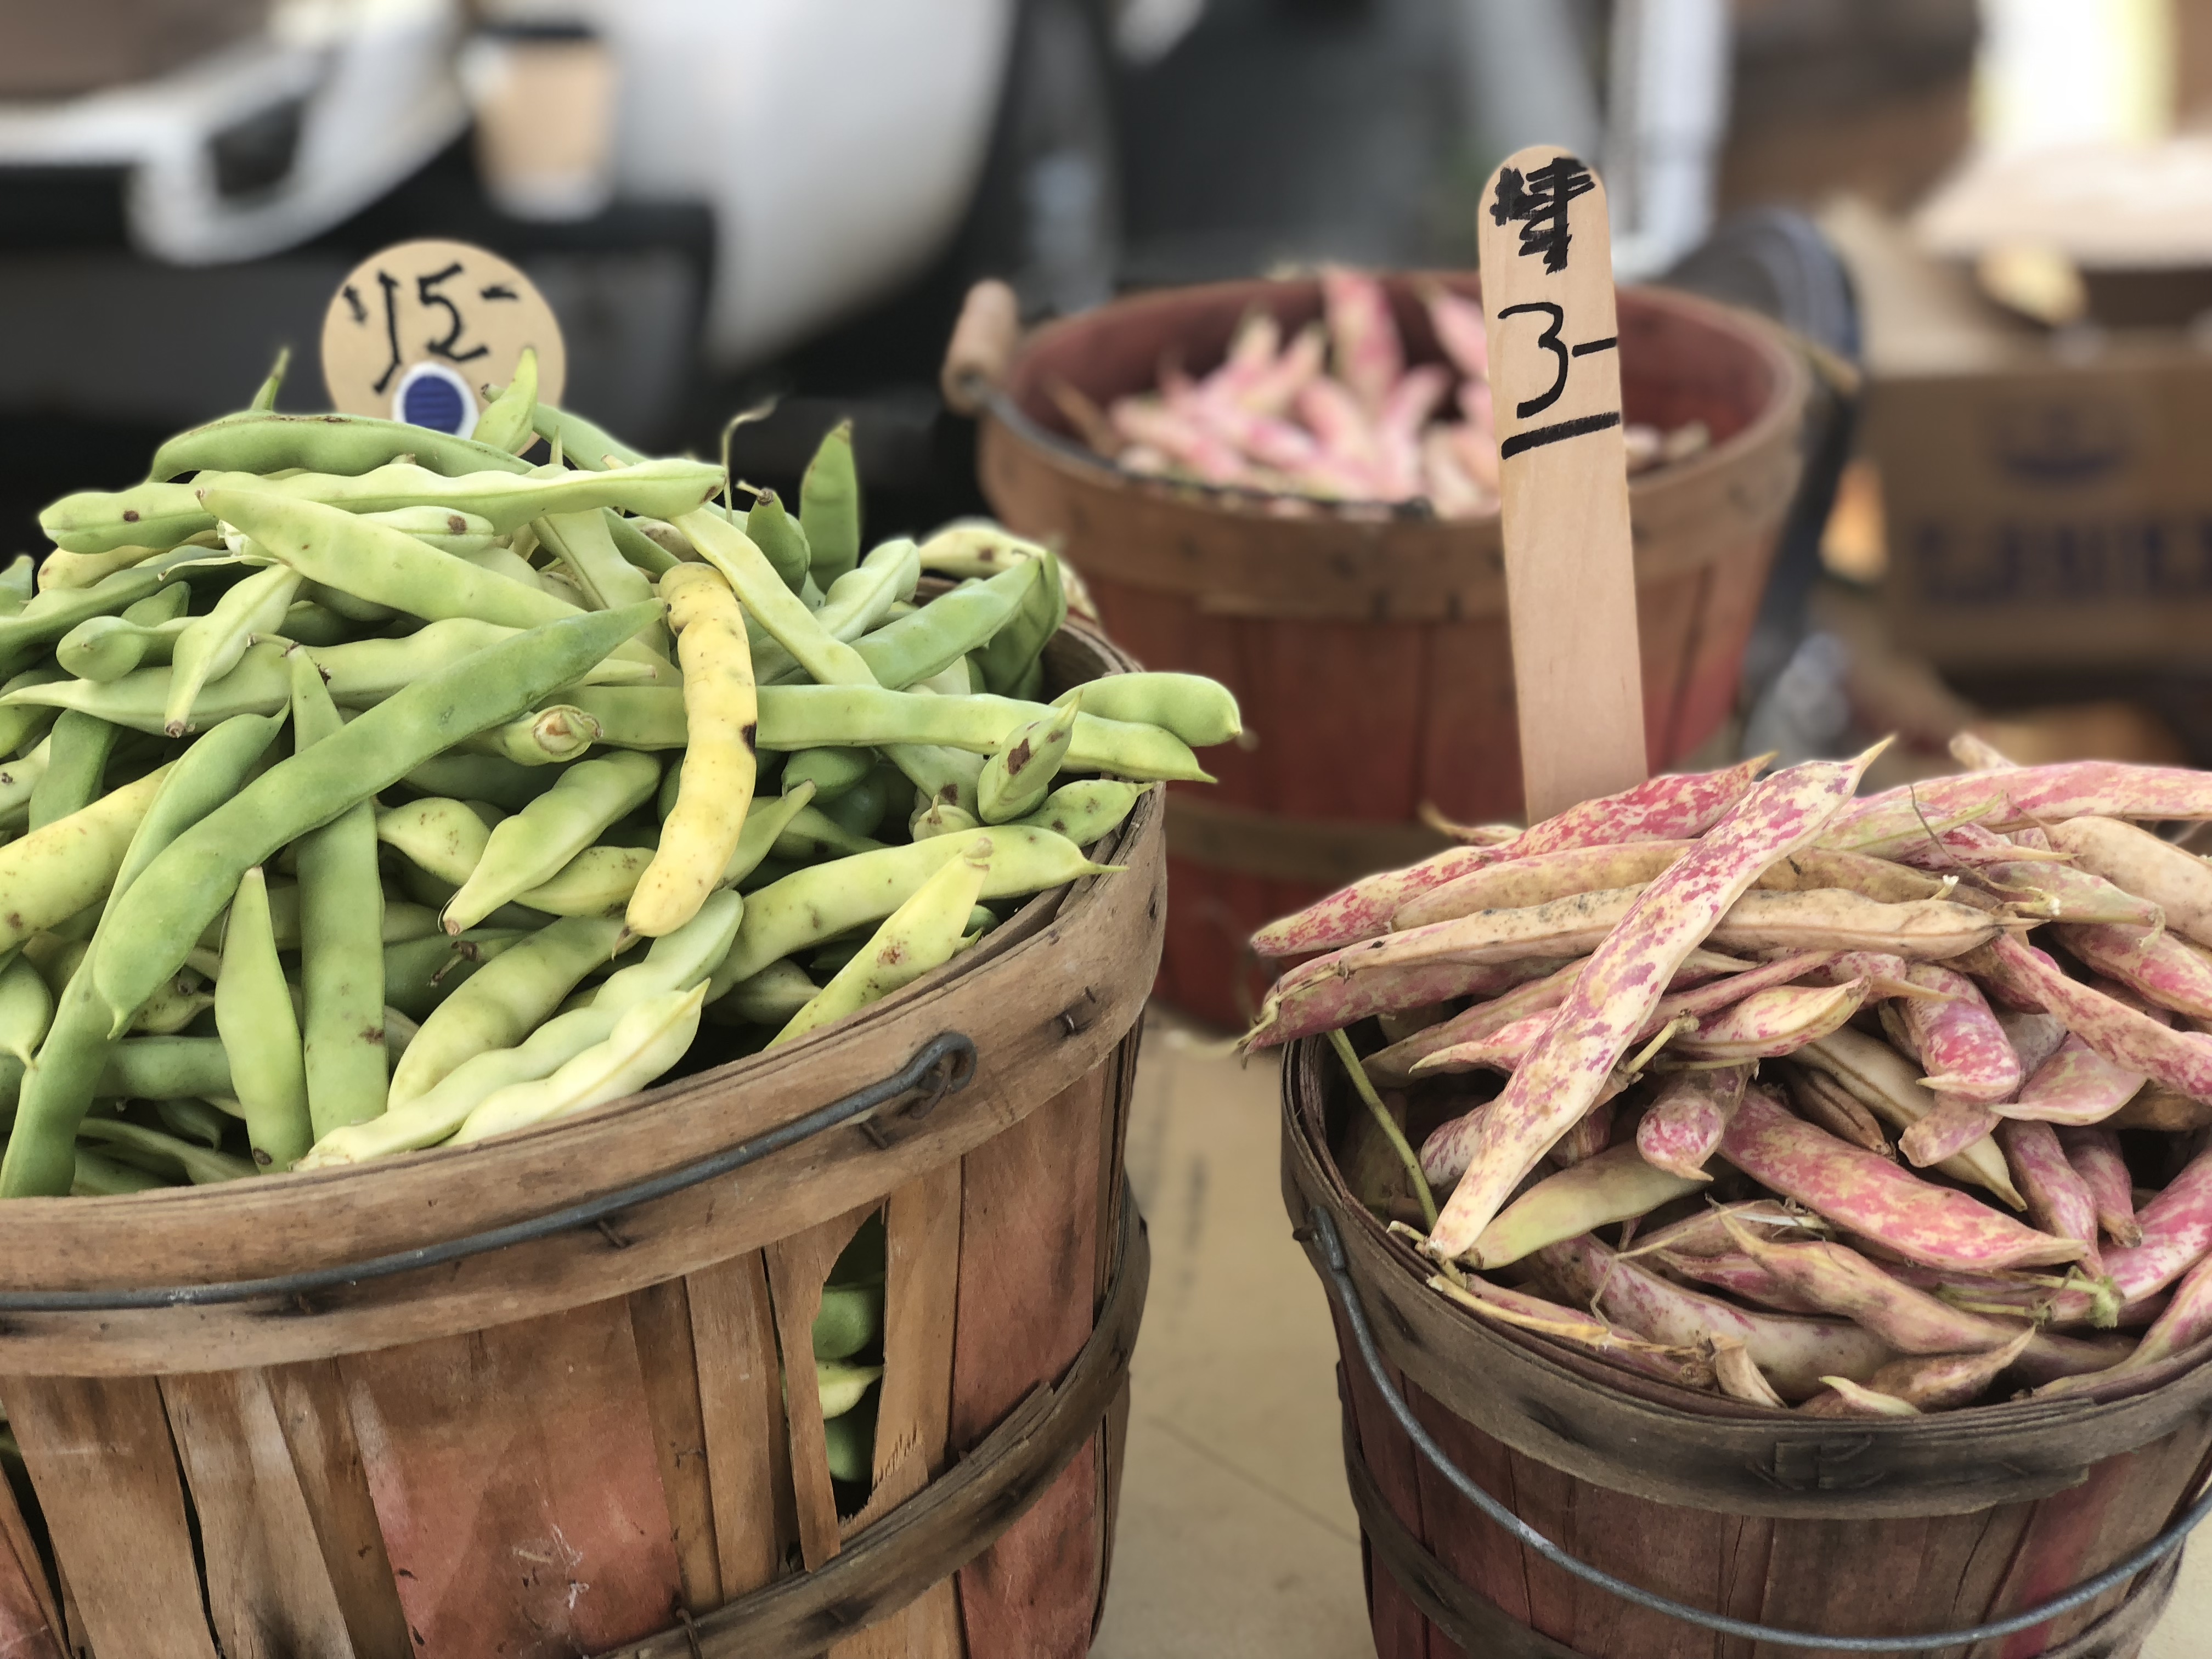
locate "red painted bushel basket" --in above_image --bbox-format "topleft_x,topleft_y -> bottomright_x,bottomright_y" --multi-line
974,273 -> 1810,1029
1282,1039 -> 2212,1659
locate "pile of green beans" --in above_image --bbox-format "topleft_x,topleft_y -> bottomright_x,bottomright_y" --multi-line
0,359 -> 1239,1199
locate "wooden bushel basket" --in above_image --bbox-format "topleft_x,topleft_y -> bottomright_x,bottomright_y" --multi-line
0,623 -> 1161,1659
1282,1041 -> 2212,1659
970,274 -> 1812,1029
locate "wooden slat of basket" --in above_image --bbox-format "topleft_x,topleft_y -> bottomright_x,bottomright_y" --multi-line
262,1359 -> 412,1659
1,1375 -> 218,1658
162,1368 -> 357,1658
951,1063 -> 1109,1659
1334,1320 -> 1441,1659
629,1278 -> 723,1613
832,1160 -> 967,1659
339,1299 -> 682,1656
0,1466 -> 63,1659
686,1249 -> 793,1598
55,1564 -> 86,1659
766,1204 -> 877,1572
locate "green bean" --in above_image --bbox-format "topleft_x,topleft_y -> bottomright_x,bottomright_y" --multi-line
147,410 -> 534,485
812,539 -> 919,641
670,509 -> 876,687
1010,778 -> 1150,847
973,545 -> 1065,701
774,804 -> 885,860
711,825 -> 1108,994
537,509 -> 658,616
274,600 -> 351,647
605,510 -> 679,577
131,974 -> 212,1035
473,345 -> 539,454
746,489 -> 811,593
3,640 -> 289,735
75,1116 -> 255,1184
0,669 -> 61,760
305,890 -> 738,1164
0,737 -> 50,823
216,866 -> 311,1169
299,579 -> 392,625
383,930 -> 524,1021
248,345 -> 289,413
800,420 -> 861,586
978,689 -> 1079,823
816,1360 -> 881,1419
458,704 -> 600,766
314,619 -> 658,704
91,601 -> 658,1034
155,1096 -> 232,1147
814,1282 -> 882,1359
824,765 -> 893,838
450,982 -> 704,1144
720,783 -> 818,890
73,1147 -> 166,1194
390,915 -> 631,1105
916,518 -> 1054,579
0,555 -> 36,616
910,800 -> 981,840
198,880 -> 437,955
825,1401 -> 875,1482
557,686 -> 687,749
1079,672 -> 1243,747
507,845 -> 652,917
530,403 -> 646,472
0,763 -> 169,957
403,751 -> 560,813
772,835 -> 990,1046
709,956 -> 817,1025
0,713 -> 278,1196
38,483 -> 212,556
377,798 -> 493,887
0,546 -> 205,674
165,562 -> 301,733
94,1037 -> 233,1101
358,504 -> 498,555
886,738 -> 983,818
783,747 -> 871,801
445,750 -> 659,932
290,649 -> 388,1136
854,559 -> 1036,690
0,952 -> 54,1065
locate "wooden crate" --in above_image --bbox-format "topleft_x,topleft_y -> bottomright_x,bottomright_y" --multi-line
0,625 -> 1164,1659
978,275 -> 1810,1028
1282,1039 -> 2212,1659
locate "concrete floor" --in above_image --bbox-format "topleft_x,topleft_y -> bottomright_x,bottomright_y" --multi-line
1093,1007 -> 2209,1658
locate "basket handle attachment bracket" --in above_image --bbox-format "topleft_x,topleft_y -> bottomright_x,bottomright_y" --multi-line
0,1032 -> 979,1315
1303,1202 -> 2212,1655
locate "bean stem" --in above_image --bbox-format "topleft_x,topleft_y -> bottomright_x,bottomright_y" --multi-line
1327,1025 -> 1437,1230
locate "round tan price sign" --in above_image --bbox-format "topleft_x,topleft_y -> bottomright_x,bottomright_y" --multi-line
320,239 -> 568,438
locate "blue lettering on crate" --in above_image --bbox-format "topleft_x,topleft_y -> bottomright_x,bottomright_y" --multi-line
1909,517 -> 2212,606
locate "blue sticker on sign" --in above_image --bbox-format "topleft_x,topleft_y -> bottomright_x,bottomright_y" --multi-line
392,362 -> 478,438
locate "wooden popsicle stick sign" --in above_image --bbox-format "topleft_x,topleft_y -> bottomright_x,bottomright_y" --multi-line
1476,146 -> 1649,823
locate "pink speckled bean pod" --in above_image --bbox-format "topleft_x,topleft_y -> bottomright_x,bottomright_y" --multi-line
1241,953 -> 1570,1051
1423,283 -> 1492,380
1654,1250 -> 1827,1314
1968,934 -> 2212,1100
1424,1270 -> 1716,1391
1393,841 -> 1693,931
1997,1119 -> 2105,1276
2098,1142 -> 2212,1301
1673,981 -> 1867,1063
1532,1233 -> 1893,1401
1624,1199 -> 1821,1259
1828,762 -> 2212,850
1780,1064 -> 1896,1156
2058,1125 -> 2144,1246
1863,1328 -> 2037,1410
1802,1379 -> 1921,1418
2001,1035 -> 2149,1127
2050,816 -> 2212,949
1718,1088 -> 2086,1272
1881,1262 -> 2166,1330
1414,951 -> 1834,1077
1899,1098 -> 2004,1168
1800,950 -> 1959,1002
1636,1065 -> 1752,1181
1551,1099 -> 1616,1166
2036,1249 -> 2212,1397
1979,861 -> 2166,929
1249,758 -> 1768,958
1897,963 -> 2022,1102
2000,1011 -> 2072,1079
1363,957 -> 1590,1081
1719,1218 -> 2125,1382
1107,397 -> 1251,484
1320,266 -> 1404,414
2058,922 -> 2212,1020
1462,1143 -> 1703,1267
1232,321 -> 1327,418
1294,377 -> 1385,490
1891,821 -> 2063,872
1427,750 -> 1883,1259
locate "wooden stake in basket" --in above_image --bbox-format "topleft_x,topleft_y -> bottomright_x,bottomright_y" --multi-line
1476,146 -> 1648,822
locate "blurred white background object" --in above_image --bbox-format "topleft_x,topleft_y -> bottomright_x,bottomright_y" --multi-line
1977,0 -> 2175,154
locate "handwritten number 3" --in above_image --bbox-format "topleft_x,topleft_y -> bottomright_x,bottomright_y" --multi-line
1497,302 -> 1568,419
